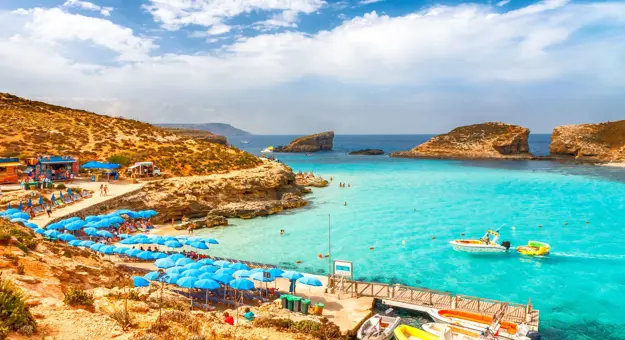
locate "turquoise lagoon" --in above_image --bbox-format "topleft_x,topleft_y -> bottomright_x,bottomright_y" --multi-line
196,135 -> 625,339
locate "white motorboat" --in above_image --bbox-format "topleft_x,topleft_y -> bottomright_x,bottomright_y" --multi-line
449,230 -> 510,253
357,314 -> 401,340
261,146 -> 274,153
240,140 -> 250,144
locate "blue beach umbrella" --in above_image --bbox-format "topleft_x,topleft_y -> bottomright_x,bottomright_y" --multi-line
165,240 -> 183,248
5,207 -> 18,213
39,196 -> 44,205
151,237 -> 167,245
176,277 -> 197,288
67,188 -> 72,196
119,238 -> 140,245
49,194 -> 55,202
118,234 -> 131,239
212,273 -> 233,284
10,218 -> 28,224
96,230 -> 113,238
62,217 -> 81,224
27,198 -> 32,207
132,276 -> 151,287
83,228 -> 98,236
46,222 -> 64,230
199,265 -> 218,273
165,274 -> 182,284
152,252 -> 168,259
85,215 -> 101,222
183,262 -> 203,270
58,234 -> 76,242
215,268 -> 236,276
181,269 -> 202,278
297,276 -> 323,287
34,228 -> 46,235
188,241 -> 209,250
229,278 -> 255,291
59,192 -> 64,199
66,221 -> 86,231
194,279 -> 220,290
175,258 -> 194,266
230,263 -> 250,271
125,249 -> 142,257
10,212 -> 29,220
282,271 -> 304,280
44,230 -> 61,239
136,251 -> 154,260
100,246 -> 116,255
250,271 -> 274,283
267,268 -> 284,278
250,268 -> 266,273
204,238 -> 219,245
18,202 -> 23,211
198,272 -> 216,280
233,270 -> 252,278
24,222 -> 39,229
90,243 -> 104,251
114,209 -> 134,215
144,271 -> 161,281
79,240 -> 95,247
68,240 -> 82,246
112,247 -> 127,254
167,254 -> 186,261
197,258 -> 214,265
154,258 -> 176,269
213,260 -> 231,267
166,267 -> 185,275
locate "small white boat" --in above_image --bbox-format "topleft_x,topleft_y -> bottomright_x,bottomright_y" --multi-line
261,146 -> 274,153
422,322 -> 483,339
450,230 -> 510,253
357,314 -> 401,340
240,140 -> 250,144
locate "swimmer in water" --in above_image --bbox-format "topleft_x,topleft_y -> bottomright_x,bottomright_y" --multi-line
280,229 -> 284,235
344,201 -> 347,206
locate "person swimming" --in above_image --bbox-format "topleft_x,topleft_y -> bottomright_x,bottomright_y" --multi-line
280,229 -> 284,235
344,201 -> 347,206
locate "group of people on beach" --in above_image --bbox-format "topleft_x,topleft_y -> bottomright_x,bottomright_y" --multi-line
339,182 -> 350,188
296,171 -> 316,181
118,219 -> 153,235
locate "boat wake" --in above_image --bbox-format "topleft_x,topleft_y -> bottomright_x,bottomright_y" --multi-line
550,252 -> 625,261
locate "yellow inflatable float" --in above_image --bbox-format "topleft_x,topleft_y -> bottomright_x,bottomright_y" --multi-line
517,241 -> 551,256
394,325 -> 438,340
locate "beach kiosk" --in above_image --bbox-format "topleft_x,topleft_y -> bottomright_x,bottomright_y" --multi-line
26,156 -> 79,181
0,157 -> 22,184
128,162 -> 161,177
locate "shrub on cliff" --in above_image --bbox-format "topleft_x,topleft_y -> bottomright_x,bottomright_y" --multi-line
108,154 -> 132,166
254,317 -> 345,339
63,287 -> 94,307
0,275 -> 37,340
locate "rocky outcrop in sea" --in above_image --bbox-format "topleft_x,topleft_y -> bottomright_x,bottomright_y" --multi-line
550,120 -> 625,163
390,122 -> 533,160
349,149 -> 384,155
274,131 -> 334,152
118,161 -> 312,224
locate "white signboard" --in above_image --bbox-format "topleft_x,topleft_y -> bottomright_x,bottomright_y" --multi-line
333,260 -> 353,278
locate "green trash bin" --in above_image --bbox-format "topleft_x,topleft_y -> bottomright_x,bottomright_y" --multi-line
301,299 -> 311,315
280,295 -> 289,309
292,296 -> 302,312
287,296 -> 294,311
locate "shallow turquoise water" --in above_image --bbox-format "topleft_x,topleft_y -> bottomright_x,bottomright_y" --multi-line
195,136 -> 625,339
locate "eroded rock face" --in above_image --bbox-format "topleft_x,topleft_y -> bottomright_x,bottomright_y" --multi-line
390,122 -> 532,159
118,161 -> 310,222
550,120 -> 625,163
274,131 -> 334,152
349,149 -> 384,155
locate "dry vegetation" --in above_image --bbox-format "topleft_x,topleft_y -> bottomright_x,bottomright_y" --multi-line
0,93 -> 261,176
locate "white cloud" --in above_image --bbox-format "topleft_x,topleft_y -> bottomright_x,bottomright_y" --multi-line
1,1 -> 625,133
143,0 -> 325,33
63,0 -> 113,16
497,0 -> 511,6
359,0 -> 385,5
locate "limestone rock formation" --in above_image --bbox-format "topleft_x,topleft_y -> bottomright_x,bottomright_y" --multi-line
349,149 -> 385,155
390,122 -> 532,159
118,162 -> 311,223
550,120 -> 625,163
161,127 -> 228,145
274,131 -> 334,152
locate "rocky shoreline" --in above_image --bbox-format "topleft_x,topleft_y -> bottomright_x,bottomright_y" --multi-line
274,131 -> 334,152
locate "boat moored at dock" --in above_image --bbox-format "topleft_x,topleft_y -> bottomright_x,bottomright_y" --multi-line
357,314 -> 401,340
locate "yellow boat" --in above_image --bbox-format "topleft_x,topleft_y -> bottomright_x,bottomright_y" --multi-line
517,241 -> 550,256
393,325 -> 438,340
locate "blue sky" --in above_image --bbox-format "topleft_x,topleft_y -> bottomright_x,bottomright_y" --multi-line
0,0 -> 624,134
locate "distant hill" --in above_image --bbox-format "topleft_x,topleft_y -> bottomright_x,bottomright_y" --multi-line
157,123 -> 251,136
161,127 -> 228,145
0,93 -> 261,176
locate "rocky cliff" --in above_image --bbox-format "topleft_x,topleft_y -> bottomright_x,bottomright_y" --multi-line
161,127 -> 228,145
349,149 -> 384,155
118,161 -> 311,223
550,120 -> 625,163
390,122 -> 532,159
274,131 -> 334,152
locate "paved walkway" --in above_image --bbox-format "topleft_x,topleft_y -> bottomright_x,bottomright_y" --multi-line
30,179 -> 144,227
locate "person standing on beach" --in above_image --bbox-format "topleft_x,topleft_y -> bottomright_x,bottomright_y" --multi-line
45,203 -> 52,217
99,184 -> 104,197
103,184 -> 108,196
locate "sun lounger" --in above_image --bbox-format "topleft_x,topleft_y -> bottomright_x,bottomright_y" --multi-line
32,206 -> 45,216
62,196 -> 74,204
81,190 -> 92,198
72,193 -> 82,201
54,200 -> 65,208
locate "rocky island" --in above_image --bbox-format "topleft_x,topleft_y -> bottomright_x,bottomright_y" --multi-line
349,149 -> 385,155
390,122 -> 533,160
550,120 -> 625,163
161,127 -> 228,145
274,131 -> 334,152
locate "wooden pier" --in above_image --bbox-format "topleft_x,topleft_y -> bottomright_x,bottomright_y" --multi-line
326,275 -> 540,329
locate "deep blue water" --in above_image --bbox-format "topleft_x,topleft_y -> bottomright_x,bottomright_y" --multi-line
199,134 -> 625,340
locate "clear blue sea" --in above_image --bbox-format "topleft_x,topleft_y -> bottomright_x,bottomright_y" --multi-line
199,135 -> 625,340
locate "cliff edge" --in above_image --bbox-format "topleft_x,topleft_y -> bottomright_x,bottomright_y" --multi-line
274,131 -> 334,152
550,120 -> 625,163
390,122 -> 532,159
